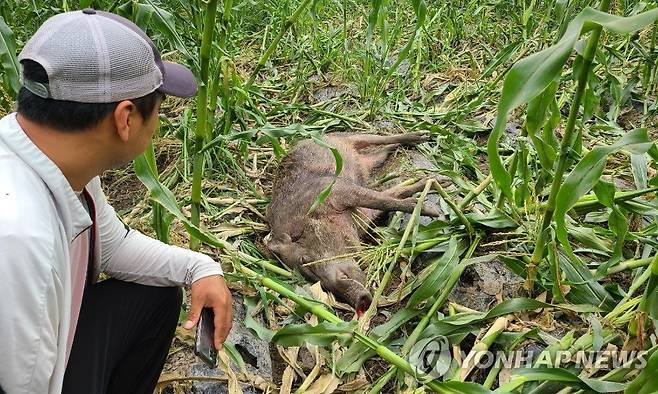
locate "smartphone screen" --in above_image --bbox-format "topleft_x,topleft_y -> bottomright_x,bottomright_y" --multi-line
194,307 -> 218,368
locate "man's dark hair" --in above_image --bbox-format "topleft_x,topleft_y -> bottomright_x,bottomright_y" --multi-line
17,60 -> 163,131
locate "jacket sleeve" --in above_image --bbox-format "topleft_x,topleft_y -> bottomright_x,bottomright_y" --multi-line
0,234 -> 61,394
88,177 -> 223,287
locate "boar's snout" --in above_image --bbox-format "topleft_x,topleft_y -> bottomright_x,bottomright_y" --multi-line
355,292 -> 372,317
319,260 -> 372,316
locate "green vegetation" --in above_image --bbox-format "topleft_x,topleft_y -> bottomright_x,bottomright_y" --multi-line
2,0 -> 658,392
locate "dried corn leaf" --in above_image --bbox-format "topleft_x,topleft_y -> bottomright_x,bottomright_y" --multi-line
303,374 -> 341,394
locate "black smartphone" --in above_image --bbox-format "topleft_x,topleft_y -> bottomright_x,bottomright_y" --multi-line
194,307 -> 218,368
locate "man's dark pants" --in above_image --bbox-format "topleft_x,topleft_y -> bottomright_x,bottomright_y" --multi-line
62,278 -> 182,394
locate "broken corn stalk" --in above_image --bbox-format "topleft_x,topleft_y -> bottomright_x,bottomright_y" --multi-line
359,179 -> 434,329
459,316 -> 509,381
237,263 -> 455,393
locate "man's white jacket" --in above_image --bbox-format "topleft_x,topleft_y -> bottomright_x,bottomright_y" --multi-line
0,113 -> 223,393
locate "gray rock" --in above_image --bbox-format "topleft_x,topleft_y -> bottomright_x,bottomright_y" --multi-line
312,85 -> 346,102
191,295 -> 272,394
384,57 -> 410,76
449,259 -> 525,312
503,122 -> 522,146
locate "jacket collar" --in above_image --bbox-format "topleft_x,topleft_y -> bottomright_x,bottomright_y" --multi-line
0,113 -> 92,242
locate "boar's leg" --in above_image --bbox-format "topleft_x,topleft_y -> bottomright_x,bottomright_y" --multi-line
349,132 -> 430,150
358,179 -> 446,222
335,180 -> 441,216
384,176 -> 452,198
349,133 -> 432,174
356,179 -> 428,221
384,178 -> 428,198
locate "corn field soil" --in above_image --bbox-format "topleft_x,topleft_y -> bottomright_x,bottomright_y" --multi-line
3,0 -> 658,393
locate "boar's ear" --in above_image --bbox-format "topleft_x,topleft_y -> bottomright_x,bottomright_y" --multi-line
336,266 -> 349,280
267,232 -> 292,254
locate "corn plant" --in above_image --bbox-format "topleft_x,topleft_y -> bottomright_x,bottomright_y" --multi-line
488,2 -> 658,299
3,0 -> 658,392
0,16 -> 19,100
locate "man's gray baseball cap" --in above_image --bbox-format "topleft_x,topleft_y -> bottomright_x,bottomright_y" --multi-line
18,8 -> 197,103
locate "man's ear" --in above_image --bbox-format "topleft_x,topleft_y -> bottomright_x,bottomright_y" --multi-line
113,100 -> 136,143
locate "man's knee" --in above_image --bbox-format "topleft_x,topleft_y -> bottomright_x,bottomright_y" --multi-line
161,286 -> 183,311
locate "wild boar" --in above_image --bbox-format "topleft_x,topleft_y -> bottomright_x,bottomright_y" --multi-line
265,133 -> 441,316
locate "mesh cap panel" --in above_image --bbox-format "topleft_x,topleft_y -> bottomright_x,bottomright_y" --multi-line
18,10 -> 164,103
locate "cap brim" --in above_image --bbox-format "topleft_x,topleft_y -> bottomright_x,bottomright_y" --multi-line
158,62 -> 197,98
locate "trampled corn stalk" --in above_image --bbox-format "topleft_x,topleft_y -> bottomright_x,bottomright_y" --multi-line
526,0 -> 612,293
190,0 -> 220,249
237,263 -> 493,394
486,2 -> 658,301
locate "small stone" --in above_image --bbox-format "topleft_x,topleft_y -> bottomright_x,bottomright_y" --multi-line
191,295 -> 272,394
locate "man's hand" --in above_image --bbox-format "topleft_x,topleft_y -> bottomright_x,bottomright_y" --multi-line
184,275 -> 233,350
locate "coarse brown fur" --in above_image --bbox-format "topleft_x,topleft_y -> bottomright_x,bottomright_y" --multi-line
266,132 -> 441,316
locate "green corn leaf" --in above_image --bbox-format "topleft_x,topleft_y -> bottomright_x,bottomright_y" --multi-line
366,0 -> 384,46
605,206 -> 628,267
434,297 -> 601,329
624,351 -> 658,394
272,321 -> 356,347
558,250 -> 616,310
542,93 -> 561,151
337,308 -> 420,374
244,297 -> 275,342
593,180 -> 628,272
133,153 -> 232,250
430,382 -> 495,394
501,368 -> 627,393
144,0 -> 195,64
384,0 -> 427,80
567,225 -> 612,254
548,240 -> 565,303
488,7 -> 658,200
589,315 -> 604,352
478,41 -> 521,82
593,180 -> 616,208
0,15 -> 20,98
618,199 -> 658,217
631,153 -> 649,189
554,0 -> 568,34
143,141 -> 172,243
408,237 -> 464,307
465,210 -> 517,228
582,68 -> 600,122
310,0 -> 323,19
307,134 -> 344,215
554,129 -> 651,267
258,123 -> 309,140
117,1 -> 195,68
514,141 -> 531,207
525,81 -> 559,170
223,342 -> 248,375
641,257 -> 658,320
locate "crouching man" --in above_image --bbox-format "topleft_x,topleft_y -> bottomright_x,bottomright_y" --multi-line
0,9 -> 233,394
